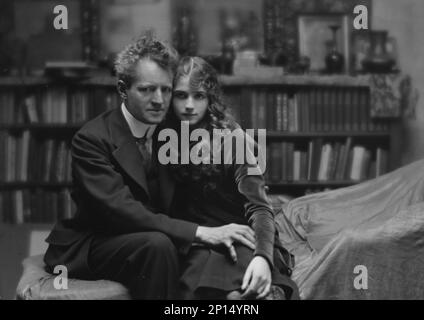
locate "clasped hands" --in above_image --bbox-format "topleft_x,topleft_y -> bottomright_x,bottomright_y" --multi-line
195,224 -> 272,299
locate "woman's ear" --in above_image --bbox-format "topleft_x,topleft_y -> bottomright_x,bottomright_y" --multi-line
117,80 -> 128,100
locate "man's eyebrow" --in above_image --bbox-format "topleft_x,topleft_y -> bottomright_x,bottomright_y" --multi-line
136,83 -> 172,87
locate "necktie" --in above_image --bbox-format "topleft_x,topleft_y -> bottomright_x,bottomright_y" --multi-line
135,132 -> 151,171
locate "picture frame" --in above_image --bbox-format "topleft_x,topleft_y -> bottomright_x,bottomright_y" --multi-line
263,0 -> 372,69
298,13 -> 349,73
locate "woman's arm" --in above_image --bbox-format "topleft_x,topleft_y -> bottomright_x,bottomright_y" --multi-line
227,128 -> 276,268
226,128 -> 275,298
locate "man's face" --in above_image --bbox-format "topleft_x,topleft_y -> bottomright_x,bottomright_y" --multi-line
124,59 -> 173,124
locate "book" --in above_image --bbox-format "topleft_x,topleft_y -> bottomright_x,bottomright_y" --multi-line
336,137 -> 352,181
275,92 -> 283,131
24,95 -> 39,123
376,148 -> 389,176
350,146 -> 367,181
318,143 -> 332,181
293,150 -> 301,181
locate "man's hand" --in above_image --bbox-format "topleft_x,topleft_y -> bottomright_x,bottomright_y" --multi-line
195,224 -> 255,262
240,256 -> 272,299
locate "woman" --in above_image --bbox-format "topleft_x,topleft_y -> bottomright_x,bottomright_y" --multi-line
166,56 -> 298,300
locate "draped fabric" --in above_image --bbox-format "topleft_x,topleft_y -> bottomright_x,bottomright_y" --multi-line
275,159 -> 424,299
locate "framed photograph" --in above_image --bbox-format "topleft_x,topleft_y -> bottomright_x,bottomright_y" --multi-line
263,0 -> 372,69
298,14 -> 349,73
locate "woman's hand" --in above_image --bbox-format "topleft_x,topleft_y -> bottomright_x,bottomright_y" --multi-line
195,224 -> 256,262
240,256 -> 272,299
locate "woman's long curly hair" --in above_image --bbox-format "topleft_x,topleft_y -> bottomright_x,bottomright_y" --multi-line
166,56 -> 235,189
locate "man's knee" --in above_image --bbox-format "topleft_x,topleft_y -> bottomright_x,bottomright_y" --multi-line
143,232 -> 177,255
121,231 -> 177,258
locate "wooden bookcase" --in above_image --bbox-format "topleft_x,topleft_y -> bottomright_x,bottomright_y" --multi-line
221,74 -> 402,197
0,74 -> 402,223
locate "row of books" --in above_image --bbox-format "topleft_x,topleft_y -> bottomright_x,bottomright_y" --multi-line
0,131 -> 72,183
225,88 -> 389,132
0,189 -> 75,224
2,87 -> 390,134
0,88 -> 120,125
264,138 -> 389,183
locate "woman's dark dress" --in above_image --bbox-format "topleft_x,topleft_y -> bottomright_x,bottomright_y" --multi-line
169,126 -> 299,300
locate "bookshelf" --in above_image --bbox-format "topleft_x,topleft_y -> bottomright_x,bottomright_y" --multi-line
220,75 -> 401,197
0,73 -> 401,223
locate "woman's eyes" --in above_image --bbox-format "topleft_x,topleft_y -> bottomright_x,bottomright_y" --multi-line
194,93 -> 207,100
174,91 -> 188,99
173,91 -> 206,100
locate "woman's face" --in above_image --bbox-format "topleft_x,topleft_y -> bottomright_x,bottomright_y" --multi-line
172,75 -> 209,126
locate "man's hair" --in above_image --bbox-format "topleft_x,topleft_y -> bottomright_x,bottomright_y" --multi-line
114,33 -> 179,87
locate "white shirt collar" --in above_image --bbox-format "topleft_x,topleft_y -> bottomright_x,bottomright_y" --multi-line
121,103 -> 157,139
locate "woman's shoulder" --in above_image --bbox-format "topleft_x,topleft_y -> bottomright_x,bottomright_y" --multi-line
225,119 -> 242,131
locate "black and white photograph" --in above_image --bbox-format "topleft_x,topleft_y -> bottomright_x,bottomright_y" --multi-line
0,0 -> 424,307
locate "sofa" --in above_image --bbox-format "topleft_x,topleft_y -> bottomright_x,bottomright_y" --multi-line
16,254 -> 131,300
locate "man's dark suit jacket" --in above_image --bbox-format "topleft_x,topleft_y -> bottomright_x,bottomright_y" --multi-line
43,107 -> 198,278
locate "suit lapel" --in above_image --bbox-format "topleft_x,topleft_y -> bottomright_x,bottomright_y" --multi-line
153,126 -> 175,213
108,108 -> 150,198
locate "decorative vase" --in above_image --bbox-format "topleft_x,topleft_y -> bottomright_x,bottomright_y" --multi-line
362,30 -> 395,73
325,25 -> 344,74
270,46 -> 288,67
218,9 -> 237,75
220,41 -> 235,75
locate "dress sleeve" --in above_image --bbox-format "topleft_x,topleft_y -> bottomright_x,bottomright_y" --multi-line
226,128 -> 276,269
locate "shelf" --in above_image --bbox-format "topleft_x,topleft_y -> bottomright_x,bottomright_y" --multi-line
0,182 -> 72,189
265,131 -> 390,138
0,74 -> 373,87
0,125 -> 390,137
0,76 -> 51,86
220,74 -> 371,87
0,123 -> 83,131
266,181 -> 363,188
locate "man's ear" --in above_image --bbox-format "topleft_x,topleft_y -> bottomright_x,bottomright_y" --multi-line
117,80 -> 128,100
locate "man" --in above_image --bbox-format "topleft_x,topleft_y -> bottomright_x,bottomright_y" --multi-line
43,35 -> 255,299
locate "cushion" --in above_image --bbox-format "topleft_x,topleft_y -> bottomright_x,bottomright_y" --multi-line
16,255 -> 131,300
